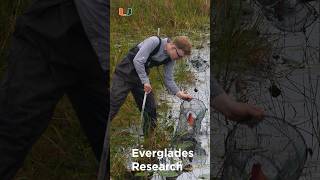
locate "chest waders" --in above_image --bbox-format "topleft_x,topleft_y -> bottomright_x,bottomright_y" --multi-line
114,37 -> 172,83
100,37 -> 171,179
109,36 -> 172,128
114,36 -> 171,134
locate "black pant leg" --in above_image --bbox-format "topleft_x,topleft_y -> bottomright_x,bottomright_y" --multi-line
66,76 -> 108,161
0,35 -> 64,180
67,84 -> 109,180
131,84 -> 157,136
108,74 -> 132,121
60,20 -> 110,179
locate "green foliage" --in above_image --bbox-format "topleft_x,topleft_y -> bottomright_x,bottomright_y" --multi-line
174,60 -> 195,89
16,97 -> 98,180
212,0 -> 271,91
157,170 -> 179,177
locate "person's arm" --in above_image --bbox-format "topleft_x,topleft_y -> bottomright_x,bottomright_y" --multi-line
164,61 -> 192,100
211,78 -> 264,121
163,60 -> 179,94
213,92 -> 264,121
133,36 -> 159,87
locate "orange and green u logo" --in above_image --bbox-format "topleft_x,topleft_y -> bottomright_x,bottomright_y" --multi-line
118,8 -> 133,16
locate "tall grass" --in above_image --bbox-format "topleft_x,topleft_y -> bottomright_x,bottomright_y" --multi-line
212,0 -> 271,93
16,97 -> 98,180
110,0 -> 210,73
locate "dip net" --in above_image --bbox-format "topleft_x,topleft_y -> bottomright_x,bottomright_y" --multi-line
172,98 -> 208,161
175,99 -> 207,137
221,116 -> 308,180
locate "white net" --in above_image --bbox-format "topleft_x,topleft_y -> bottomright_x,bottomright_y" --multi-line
175,99 -> 207,137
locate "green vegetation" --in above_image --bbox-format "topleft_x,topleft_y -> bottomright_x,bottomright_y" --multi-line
212,0 -> 271,94
16,97 -> 98,180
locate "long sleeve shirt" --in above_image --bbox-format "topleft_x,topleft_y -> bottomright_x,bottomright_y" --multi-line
133,36 -> 180,95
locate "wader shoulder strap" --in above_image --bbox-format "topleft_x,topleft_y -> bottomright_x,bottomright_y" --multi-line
146,37 -> 173,68
128,36 -> 161,57
149,36 -> 162,57
145,36 -> 162,68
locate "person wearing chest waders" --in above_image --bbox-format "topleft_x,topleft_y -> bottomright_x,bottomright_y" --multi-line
109,36 -> 193,136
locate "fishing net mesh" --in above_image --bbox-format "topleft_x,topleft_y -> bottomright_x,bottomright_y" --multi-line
175,99 -> 207,137
254,0 -> 318,32
222,116 -> 307,180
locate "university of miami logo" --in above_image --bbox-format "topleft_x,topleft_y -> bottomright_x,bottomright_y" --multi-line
118,8 -> 133,17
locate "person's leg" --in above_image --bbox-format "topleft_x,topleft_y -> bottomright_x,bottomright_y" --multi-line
131,84 -> 157,136
55,19 -> 110,179
67,72 -> 129,180
0,35 -> 64,179
108,74 -> 132,121
67,78 -> 109,178
67,41 -> 109,161
67,82 -> 108,158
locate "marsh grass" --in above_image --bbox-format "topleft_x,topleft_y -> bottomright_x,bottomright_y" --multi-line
15,96 -> 98,180
212,0 -> 271,93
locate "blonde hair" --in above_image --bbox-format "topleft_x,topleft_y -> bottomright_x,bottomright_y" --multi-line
173,36 -> 192,56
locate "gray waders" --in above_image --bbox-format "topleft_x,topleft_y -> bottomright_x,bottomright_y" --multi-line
109,37 -> 171,135
100,37 -> 171,180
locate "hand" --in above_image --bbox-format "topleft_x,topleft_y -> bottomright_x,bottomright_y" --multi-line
176,91 -> 193,101
144,83 -> 152,94
226,102 -> 264,122
213,93 -> 264,123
